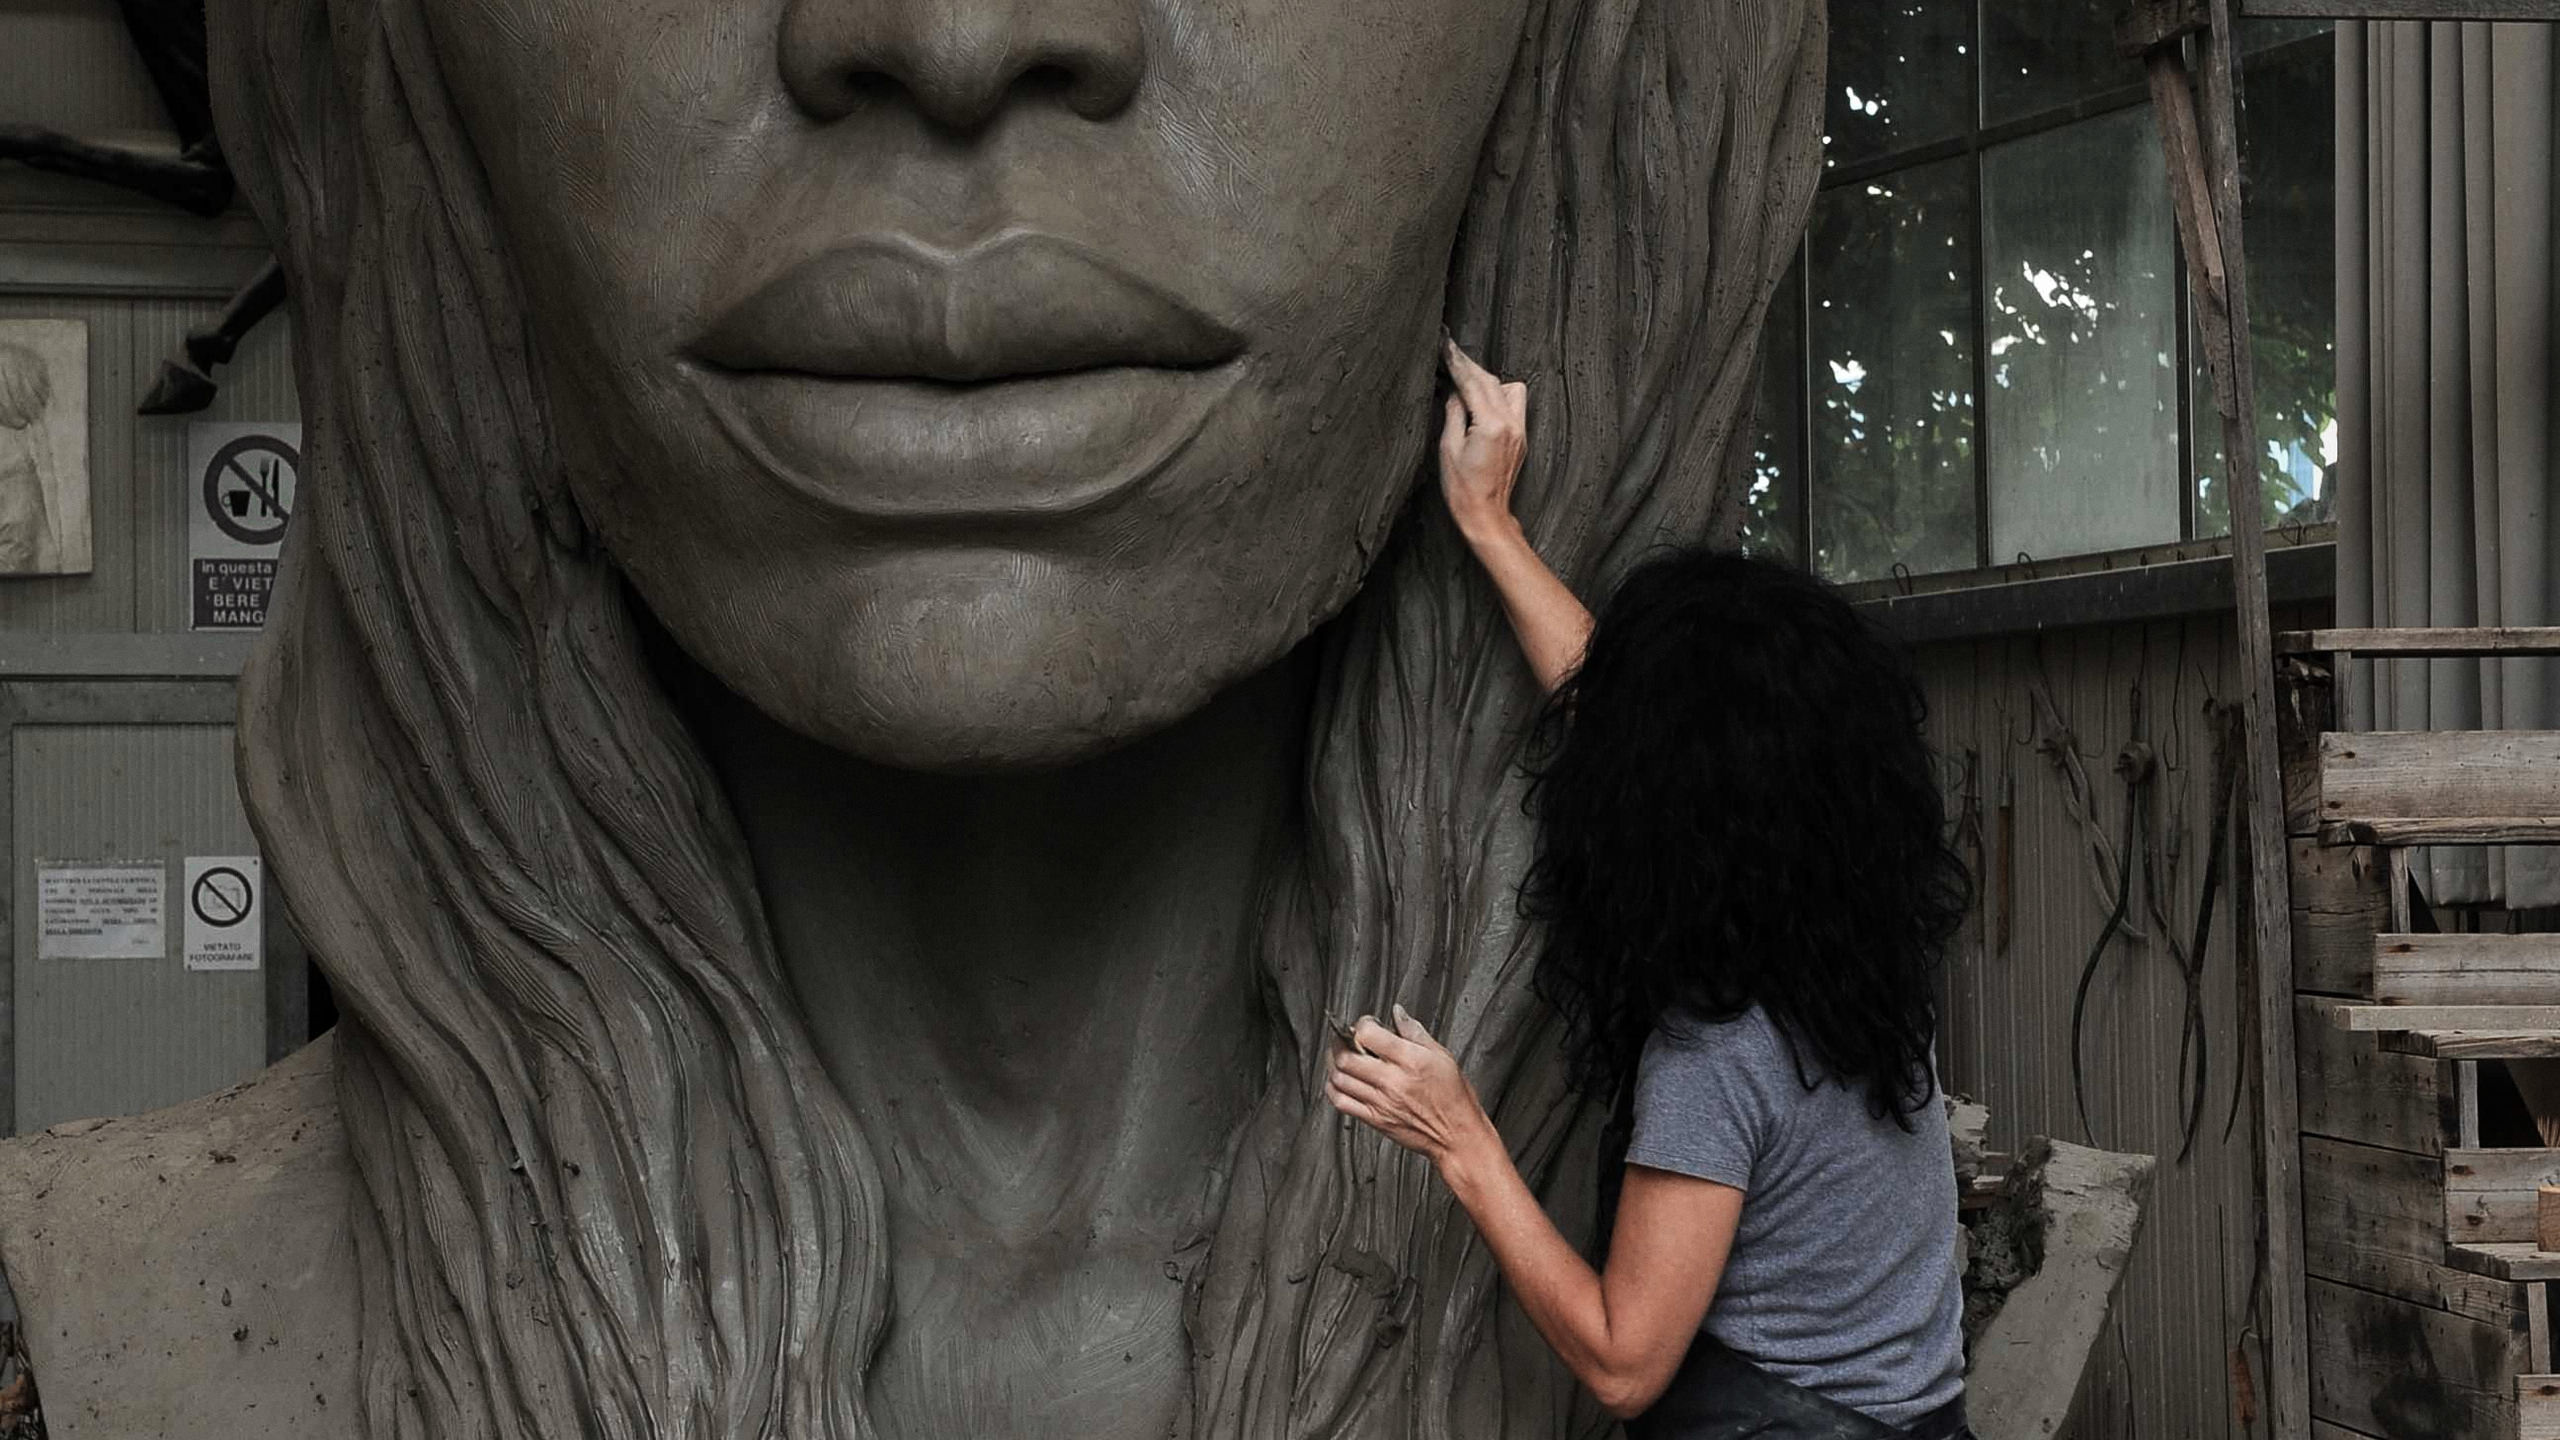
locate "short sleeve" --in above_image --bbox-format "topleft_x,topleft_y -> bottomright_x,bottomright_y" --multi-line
1623,1018 -> 1776,1191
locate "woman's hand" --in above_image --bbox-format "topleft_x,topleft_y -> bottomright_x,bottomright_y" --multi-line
1326,1004 -> 1502,1171
1438,338 -> 1530,547
1325,1002 -> 1737,1421
1434,337 -> 1594,694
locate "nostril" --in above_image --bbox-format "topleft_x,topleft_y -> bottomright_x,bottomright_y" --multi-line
1015,64 -> 1079,104
838,70 -> 905,116
779,0 -> 1146,132
1016,60 -> 1135,122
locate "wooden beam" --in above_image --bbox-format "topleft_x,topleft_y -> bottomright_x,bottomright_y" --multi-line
2381,1030 -> 2560,1061
2448,1242 -> 2560,1284
2330,1002 -> 2560,1032
2278,626 -> 2560,657
2325,817 -> 2560,847
2281,657 -> 2337,838
2302,1136 -> 2528,1322
2445,1148 -> 2560,1245
2293,840 -> 2389,995
2526,1376 -> 2560,1440
2374,934 -> 2560,1006
2306,1276 -> 2525,1432
2190,6 -> 2310,1431
2321,730 -> 2560,828
2298,996 -> 2455,1152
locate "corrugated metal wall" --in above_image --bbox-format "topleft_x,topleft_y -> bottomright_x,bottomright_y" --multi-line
1917,605 -> 2322,1440
0,295 -> 300,636
12,722 -> 265,1130
0,2 -> 307,1135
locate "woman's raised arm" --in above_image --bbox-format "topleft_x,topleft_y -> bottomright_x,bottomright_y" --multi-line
1438,339 -> 1594,695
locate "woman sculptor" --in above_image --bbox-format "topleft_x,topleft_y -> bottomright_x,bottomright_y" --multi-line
0,0 -> 1821,1437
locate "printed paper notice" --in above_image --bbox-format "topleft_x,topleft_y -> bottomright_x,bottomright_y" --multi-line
183,856 -> 263,972
37,863 -> 166,959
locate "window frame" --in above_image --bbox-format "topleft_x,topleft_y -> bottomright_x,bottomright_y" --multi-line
1754,11 -> 2338,591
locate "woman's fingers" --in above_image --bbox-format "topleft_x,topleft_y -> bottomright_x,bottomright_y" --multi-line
1443,337 -> 1507,419
1329,1067 -> 1392,1113
1334,1048 -> 1402,1090
1352,1015 -> 1428,1065
1326,1078 -> 1382,1126
1440,394 -> 1468,462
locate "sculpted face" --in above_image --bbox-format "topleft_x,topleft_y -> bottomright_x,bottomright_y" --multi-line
421,0 -> 1532,768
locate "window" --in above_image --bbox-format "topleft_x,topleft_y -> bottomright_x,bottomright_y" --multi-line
1743,4 -> 2337,582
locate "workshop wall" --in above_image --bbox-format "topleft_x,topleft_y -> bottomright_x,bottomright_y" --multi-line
1921,604 -> 2327,1440
0,0 -> 306,1135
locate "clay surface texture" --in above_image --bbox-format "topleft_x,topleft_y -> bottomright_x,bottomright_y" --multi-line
0,0 -> 1826,1435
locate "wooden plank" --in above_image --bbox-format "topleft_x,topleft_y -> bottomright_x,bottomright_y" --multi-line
2195,9 -> 2308,1432
2389,850 -> 2415,935
2306,1276 -> 2526,1436
2374,935 -> 2560,1006
2294,839 -> 2390,996
2281,657 -> 2335,838
2331,1003 -> 2560,1033
2322,731 -> 2560,829
2450,1242 -> 2560,1283
2277,627 -> 2560,657
2300,995 -> 2453,1153
2383,1031 -> 2560,1061
2534,1283 -> 2551,1373
2327,818 -> 2560,847
2524,1375 -> 2560,1440
2447,1150 -> 2560,1246
2303,1136 -> 2531,1325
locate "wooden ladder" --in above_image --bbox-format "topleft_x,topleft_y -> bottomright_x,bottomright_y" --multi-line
2142,8 -> 2560,1438
2282,627 -> 2560,1437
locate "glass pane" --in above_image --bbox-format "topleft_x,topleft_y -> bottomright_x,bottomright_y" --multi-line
1743,260 -> 1805,561
1826,0 -> 1975,170
1809,158 -> 1978,582
1982,108 -> 2180,562
1982,0 -> 2143,125
2197,37 -> 2337,535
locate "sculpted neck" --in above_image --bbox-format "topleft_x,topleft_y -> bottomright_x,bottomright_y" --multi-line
679,651 -> 1307,1437
683,656 -> 1303,1226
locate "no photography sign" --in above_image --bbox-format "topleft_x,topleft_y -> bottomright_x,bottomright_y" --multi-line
183,855 -> 263,972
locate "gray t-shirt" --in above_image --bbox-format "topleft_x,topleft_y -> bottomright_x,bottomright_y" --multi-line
1626,1005 -> 1965,1428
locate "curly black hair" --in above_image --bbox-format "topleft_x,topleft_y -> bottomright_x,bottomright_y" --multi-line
1523,547 -> 1970,1125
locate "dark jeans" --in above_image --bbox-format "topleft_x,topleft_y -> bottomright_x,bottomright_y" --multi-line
1626,1334 -> 1970,1440
1901,1397 -> 1974,1440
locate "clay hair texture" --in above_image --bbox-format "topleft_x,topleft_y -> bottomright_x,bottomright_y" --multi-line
205,0 -> 1825,1434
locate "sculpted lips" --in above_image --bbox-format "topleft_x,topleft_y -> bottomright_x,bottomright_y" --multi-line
685,231 -> 1246,523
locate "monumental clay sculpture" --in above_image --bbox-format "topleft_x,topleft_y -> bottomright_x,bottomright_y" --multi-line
0,0 -> 1824,1435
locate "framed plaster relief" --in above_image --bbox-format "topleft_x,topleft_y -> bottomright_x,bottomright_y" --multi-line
0,319 -> 91,577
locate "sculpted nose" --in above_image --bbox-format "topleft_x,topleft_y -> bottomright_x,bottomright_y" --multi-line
779,0 -> 1146,133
